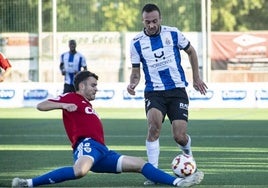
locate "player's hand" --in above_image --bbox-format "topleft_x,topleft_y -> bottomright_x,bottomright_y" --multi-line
62,103 -> 77,112
127,83 -> 136,95
0,75 -> 4,82
193,78 -> 208,95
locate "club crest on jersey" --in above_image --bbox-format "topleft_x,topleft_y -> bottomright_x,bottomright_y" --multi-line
165,38 -> 171,45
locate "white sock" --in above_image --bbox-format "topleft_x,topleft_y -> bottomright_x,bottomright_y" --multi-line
146,139 -> 160,168
173,177 -> 183,186
179,134 -> 193,156
27,179 -> 33,187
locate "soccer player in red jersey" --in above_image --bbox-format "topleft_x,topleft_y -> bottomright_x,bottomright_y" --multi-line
0,52 -> 12,82
12,71 -> 203,187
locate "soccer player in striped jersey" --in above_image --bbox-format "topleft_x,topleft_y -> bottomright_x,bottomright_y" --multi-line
60,39 -> 87,93
12,71 -> 203,187
127,3 -> 207,185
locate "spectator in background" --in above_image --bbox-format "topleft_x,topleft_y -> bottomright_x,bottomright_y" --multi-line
0,52 -> 12,82
60,39 -> 87,93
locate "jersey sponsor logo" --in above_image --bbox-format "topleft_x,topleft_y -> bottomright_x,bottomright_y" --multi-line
151,58 -> 172,68
0,89 -> 15,99
255,90 -> 268,100
23,89 -> 48,100
188,90 -> 213,100
221,90 -> 247,100
150,59 -> 172,68
95,90 -> 114,100
85,106 -> 98,116
154,51 -> 164,59
123,90 -> 143,100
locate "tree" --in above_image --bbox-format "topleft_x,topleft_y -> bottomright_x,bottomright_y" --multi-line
0,0 -> 267,32
54,0 -> 202,32
211,0 -> 265,31
101,0 -> 139,31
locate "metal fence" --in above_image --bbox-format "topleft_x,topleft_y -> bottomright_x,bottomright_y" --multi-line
0,0 -> 267,83
0,0 -> 204,83
0,0 -> 201,32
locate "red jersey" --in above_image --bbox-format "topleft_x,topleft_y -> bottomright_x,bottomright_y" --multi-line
49,93 -> 105,149
0,52 -> 11,70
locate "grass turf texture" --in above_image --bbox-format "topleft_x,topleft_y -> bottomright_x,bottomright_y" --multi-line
0,108 -> 267,187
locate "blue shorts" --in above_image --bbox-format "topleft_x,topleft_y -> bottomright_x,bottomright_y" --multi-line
73,138 -> 123,173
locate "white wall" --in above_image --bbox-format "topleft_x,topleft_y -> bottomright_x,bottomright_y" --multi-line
0,82 -> 267,108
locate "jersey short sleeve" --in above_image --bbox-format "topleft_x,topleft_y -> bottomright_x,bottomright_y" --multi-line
78,52 -> 87,67
173,27 -> 190,50
130,32 -> 144,67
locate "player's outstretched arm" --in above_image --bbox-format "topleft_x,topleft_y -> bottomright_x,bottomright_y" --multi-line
127,67 -> 140,95
185,45 -> 208,95
37,100 -> 77,112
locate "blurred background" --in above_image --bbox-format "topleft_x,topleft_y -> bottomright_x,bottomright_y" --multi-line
1,0 -> 267,83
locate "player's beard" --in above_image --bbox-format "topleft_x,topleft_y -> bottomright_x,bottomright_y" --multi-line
91,95 -> 95,100
145,26 -> 160,36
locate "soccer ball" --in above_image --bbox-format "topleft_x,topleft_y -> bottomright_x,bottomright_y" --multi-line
171,154 -> 197,178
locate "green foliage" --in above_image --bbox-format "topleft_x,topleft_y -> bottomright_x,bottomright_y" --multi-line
211,0 -> 266,31
0,0 -> 267,32
101,1 -> 139,31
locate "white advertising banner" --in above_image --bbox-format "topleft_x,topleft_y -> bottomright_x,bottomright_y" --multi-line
0,83 -> 267,108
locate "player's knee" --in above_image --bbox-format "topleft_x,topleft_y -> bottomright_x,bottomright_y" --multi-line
74,166 -> 90,178
122,156 -> 146,172
74,168 -> 88,178
73,156 -> 93,178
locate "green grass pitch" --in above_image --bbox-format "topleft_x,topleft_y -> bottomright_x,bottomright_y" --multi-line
0,108 -> 268,187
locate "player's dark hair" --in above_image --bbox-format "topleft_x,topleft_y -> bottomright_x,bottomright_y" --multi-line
74,70 -> 98,91
142,3 -> 161,17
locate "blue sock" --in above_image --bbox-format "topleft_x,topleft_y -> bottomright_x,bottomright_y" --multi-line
32,166 -> 76,186
141,163 -> 176,185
